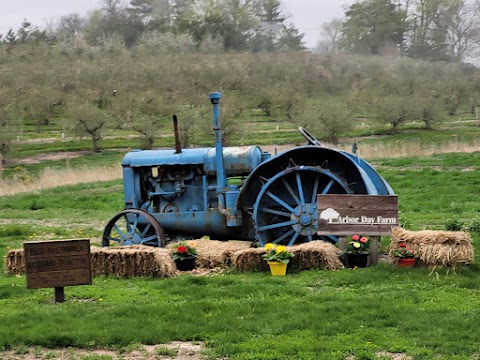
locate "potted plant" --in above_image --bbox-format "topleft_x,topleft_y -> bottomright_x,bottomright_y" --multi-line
172,241 -> 197,271
393,243 -> 416,268
344,235 -> 370,268
262,243 -> 294,276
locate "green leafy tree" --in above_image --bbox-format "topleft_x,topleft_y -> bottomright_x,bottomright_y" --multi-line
276,24 -> 305,51
339,0 -> 405,56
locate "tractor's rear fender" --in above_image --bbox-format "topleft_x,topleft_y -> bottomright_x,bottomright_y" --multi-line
236,146 -> 393,211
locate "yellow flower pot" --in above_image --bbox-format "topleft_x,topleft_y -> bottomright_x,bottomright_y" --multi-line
267,261 -> 287,276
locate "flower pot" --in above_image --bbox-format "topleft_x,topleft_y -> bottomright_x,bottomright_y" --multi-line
267,261 -> 287,276
346,254 -> 368,268
397,257 -> 416,268
175,258 -> 196,271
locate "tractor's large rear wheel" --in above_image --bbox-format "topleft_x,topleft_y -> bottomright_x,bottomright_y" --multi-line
253,166 -> 352,247
102,209 -> 166,247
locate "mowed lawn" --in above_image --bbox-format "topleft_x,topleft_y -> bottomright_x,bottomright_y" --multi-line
1,152 -> 480,359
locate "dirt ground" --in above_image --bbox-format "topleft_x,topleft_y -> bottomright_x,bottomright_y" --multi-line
0,342 -> 204,360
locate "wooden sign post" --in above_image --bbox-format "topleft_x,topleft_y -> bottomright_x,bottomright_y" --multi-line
24,239 -> 92,303
317,195 -> 399,265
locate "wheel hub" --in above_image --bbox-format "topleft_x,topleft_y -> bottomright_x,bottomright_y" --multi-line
291,204 -> 318,236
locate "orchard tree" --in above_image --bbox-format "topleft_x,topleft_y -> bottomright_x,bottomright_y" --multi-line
306,102 -> 353,145
67,94 -> 108,152
373,95 -> 413,134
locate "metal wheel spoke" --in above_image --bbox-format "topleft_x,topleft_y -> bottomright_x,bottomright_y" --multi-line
306,227 -> 313,242
296,172 -> 306,210
140,234 -> 158,243
258,219 -> 297,232
326,235 -> 338,243
259,207 -> 291,218
122,215 -> 133,233
141,223 -> 152,237
321,179 -> 335,194
272,229 -> 296,244
113,224 -> 125,238
266,191 -> 296,213
311,173 -> 320,203
287,229 -> 302,246
130,216 -> 139,232
282,178 -> 300,206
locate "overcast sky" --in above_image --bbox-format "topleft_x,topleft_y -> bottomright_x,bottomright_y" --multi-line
0,0 -> 353,48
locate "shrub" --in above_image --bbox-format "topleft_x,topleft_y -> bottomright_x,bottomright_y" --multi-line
445,219 -> 464,231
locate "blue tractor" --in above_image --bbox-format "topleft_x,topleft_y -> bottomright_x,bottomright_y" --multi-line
102,92 -> 394,248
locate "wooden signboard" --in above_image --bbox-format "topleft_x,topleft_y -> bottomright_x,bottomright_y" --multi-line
317,195 -> 399,236
24,239 -> 91,302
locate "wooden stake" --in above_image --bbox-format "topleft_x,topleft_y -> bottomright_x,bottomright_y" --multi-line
55,287 -> 65,303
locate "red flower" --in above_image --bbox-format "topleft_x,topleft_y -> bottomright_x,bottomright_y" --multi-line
360,237 -> 368,243
399,243 -> 407,248
177,245 -> 188,253
352,235 -> 360,241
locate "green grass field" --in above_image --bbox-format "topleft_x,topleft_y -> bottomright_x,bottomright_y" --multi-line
1,148 -> 480,359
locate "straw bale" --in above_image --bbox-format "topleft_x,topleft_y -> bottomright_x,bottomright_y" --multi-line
4,249 -> 25,275
389,227 -> 474,267
90,245 -> 176,278
230,248 -> 269,272
230,241 -> 343,272
289,241 -> 344,270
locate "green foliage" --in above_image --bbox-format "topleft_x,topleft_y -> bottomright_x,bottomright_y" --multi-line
339,0 -> 405,56
445,218 -> 464,231
467,218 -> 480,233
156,347 -> 177,356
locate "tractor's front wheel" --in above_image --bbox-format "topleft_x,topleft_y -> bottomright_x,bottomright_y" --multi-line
102,209 -> 166,247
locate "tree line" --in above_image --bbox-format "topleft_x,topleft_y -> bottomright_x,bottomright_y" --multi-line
319,0 -> 480,63
0,0 -> 305,53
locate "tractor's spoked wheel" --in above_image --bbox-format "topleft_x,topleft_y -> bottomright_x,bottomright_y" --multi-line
253,166 -> 351,247
102,209 -> 166,247
298,127 -> 322,146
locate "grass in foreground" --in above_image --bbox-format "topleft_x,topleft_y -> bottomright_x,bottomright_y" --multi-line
1,265 -> 480,359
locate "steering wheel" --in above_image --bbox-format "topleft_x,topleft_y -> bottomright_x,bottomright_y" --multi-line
298,127 -> 322,146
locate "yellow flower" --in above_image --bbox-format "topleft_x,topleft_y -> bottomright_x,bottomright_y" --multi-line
264,243 -> 275,251
353,242 -> 361,248
187,240 -> 197,247
276,245 -> 287,254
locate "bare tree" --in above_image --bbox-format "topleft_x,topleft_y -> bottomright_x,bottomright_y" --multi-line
317,18 -> 342,53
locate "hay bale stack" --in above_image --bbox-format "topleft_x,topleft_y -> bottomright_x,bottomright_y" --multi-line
231,248 -> 270,272
289,241 -> 344,270
90,246 -> 176,278
4,249 -> 25,275
231,241 -> 344,272
191,239 -> 252,268
390,227 -> 474,267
